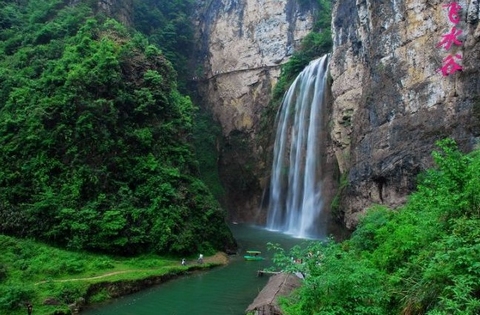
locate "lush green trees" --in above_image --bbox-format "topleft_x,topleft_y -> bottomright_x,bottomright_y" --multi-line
0,1 -> 234,256
270,139 -> 480,314
132,0 -> 195,92
192,110 -> 226,202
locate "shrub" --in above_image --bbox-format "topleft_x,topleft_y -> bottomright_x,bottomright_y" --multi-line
0,284 -> 35,310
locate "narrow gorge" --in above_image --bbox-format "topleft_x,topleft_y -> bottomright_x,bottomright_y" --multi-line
192,0 -> 480,231
3,1 -> 480,314
192,0 -> 320,224
95,0 -> 480,230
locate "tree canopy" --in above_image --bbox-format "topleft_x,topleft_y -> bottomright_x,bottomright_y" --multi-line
0,0 -> 234,256
132,0 -> 195,92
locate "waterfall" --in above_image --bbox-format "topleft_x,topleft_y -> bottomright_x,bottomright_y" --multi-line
266,55 -> 329,239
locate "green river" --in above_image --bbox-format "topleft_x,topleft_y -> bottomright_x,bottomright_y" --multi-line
82,224 -> 313,315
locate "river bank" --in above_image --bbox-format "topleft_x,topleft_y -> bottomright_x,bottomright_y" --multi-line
0,233 -> 231,315
81,224 -> 309,315
76,253 -> 230,314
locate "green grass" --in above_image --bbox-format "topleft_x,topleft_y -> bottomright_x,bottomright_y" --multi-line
268,139 -> 480,315
0,235 -> 217,315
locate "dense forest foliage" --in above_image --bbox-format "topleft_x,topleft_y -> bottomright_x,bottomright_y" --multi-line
132,0 -> 195,92
0,0 -> 234,256
269,139 -> 480,315
131,0 -> 226,201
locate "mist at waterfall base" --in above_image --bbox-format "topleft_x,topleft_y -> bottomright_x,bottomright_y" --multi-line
266,55 -> 329,240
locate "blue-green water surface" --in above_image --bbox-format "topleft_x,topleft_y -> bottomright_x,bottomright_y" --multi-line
82,224 -> 307,315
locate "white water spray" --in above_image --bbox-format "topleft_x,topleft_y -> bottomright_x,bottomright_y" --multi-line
266,55 -> 329,239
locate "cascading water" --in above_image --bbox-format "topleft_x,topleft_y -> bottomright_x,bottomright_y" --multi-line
266,55 -> 329,239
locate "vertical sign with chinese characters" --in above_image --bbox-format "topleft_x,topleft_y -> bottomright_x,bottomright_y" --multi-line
437,2 -> 463,76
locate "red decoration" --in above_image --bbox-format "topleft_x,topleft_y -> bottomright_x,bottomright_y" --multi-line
440,54 -> 462,76
437,2 -> 463,76
436,26 -> 463,50
442,2 -> 462,24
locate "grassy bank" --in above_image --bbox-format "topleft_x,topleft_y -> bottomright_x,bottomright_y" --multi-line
0,235 -> 226,315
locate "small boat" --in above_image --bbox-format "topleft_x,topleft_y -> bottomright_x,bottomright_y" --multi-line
244,250 -> 265,261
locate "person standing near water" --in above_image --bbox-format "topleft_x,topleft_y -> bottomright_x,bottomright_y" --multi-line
197,254 -> 203,264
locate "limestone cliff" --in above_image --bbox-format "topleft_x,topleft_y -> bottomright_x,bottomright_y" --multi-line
97,0 -> 132,26
193,0 -> 318,221
84,0 -> 480,232
330,0 -> 480,228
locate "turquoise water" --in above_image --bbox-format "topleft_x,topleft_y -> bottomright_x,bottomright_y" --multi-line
82,224 -> 309,315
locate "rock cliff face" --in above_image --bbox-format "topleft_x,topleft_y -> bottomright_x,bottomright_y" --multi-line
193,0 -> 317,221
84,0 -> 318,223
73,0 -> 132,25
330,0 -> 480,228
95,0 -> 480,232
96,0 -> 132,26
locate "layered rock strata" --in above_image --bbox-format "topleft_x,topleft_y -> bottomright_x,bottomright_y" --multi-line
330,0 -> 480,228
193,0 -> 317,221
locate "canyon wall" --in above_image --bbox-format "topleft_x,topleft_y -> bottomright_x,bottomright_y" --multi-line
330,0 -> 480,228
193,0 -> 318,222
95,0 -> 480,231
88,0 -> 319,224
